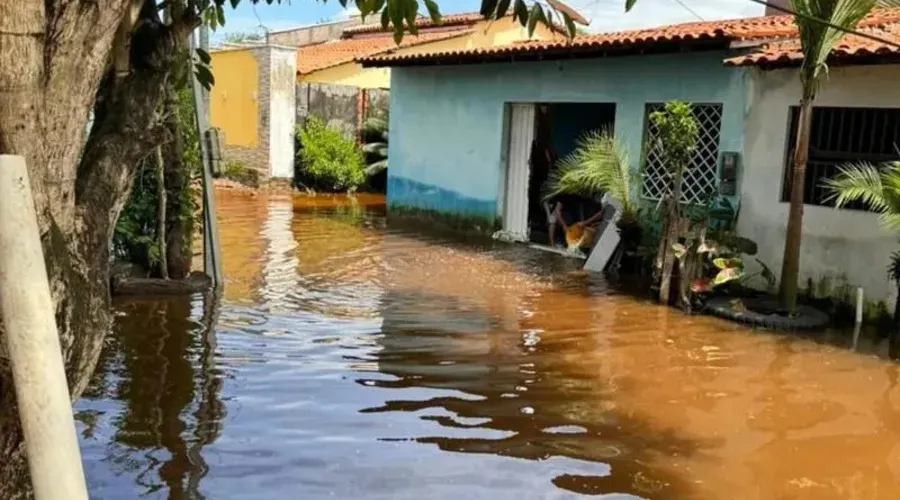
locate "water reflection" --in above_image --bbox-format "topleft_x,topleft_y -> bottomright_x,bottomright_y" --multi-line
77,294 -> 224,498
75,192 -> 900,500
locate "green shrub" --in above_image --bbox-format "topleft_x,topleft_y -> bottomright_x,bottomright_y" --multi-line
295,116 -> 366,192
220,159 -> 260,187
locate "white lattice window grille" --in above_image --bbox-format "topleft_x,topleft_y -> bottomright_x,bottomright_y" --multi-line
641,103 -> 723,204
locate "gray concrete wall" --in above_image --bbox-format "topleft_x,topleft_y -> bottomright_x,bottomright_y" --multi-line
764,0 -> 790,16
296,82 -> 390,140
367,88 -> 390,120
267,17 -> 363,47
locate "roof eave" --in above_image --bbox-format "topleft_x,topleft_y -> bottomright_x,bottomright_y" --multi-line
725,50 -> 900,70
360,37 -> 733,68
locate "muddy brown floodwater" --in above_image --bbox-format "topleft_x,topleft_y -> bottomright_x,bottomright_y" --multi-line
74,191 -> 900,499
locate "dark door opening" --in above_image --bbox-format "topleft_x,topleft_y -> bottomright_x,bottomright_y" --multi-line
527,102 -> 616,246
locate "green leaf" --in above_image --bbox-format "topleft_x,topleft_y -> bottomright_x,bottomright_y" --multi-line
195,64 -> 216,90
713,257 -> 742,270
526,4 -> 546,38
562,12 -> 577,38
480,0 -> 499,18
196,48 -> 212,65
495,0 -> 512,19
625,0 -> 638,12
389,0 -> 405,43
513,0 -> 529,27
404,0 -> 419,36
230,0 -> 240,8
547,0 -> 589,25
217,5 -> 226,27
424,0 -> 441,21
713,267 -> 743,286
381,7 -> 390,31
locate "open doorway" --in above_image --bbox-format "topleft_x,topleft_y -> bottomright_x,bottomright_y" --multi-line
526,102 -> 616,246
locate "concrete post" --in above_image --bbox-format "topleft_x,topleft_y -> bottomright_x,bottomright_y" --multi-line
0,155 -> 88,500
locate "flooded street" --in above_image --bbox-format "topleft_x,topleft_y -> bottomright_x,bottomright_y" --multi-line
75,192 -> 900,499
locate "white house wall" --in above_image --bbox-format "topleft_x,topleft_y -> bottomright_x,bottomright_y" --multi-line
738,65 -> 900,309
268,46 -> 298,179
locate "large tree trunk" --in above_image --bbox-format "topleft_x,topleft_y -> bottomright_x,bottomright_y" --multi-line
0,0 -> 198,495
779,96 -> 813,314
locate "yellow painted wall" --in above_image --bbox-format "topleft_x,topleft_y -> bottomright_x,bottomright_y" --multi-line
299,17 -> 563,89
210,48 -> 259,147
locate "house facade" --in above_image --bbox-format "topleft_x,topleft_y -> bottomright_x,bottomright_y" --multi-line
727,20 -> 900,304
297,14 -> 561,89
362,9 -> 900,309
208,12 -> 558,181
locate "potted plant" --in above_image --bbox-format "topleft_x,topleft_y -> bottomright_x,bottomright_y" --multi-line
543,127 -> 645,252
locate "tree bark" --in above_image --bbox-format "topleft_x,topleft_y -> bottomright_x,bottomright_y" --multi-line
658,169 -> 684,305
156,146 -> 170,279
0,1 -> 199,494
779,96 -> 813,314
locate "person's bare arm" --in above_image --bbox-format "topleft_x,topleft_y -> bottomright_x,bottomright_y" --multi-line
584,205 -> 605,226
554,202 -> 568,231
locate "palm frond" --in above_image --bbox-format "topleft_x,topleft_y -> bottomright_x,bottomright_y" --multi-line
365,159 -> 387,176
543,127 -> 639,218
824,160 -> 900,231
793,0 -> 876,93
362,141 -> 387,156
877,0 -> 900,6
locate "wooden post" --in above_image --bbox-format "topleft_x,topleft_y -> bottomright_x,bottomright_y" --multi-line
0,155 -> 89,500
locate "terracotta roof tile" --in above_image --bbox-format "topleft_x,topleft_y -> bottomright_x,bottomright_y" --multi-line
359,8 -> 900,66
297,28 -> 472,75
341,12 -> 485,36
725,21 -> 900,67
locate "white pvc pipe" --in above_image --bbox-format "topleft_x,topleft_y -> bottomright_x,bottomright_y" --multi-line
856,287 -> 864,326
0,155 -> 88,500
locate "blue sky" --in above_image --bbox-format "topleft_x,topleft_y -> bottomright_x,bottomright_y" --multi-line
214,0 -> 764,42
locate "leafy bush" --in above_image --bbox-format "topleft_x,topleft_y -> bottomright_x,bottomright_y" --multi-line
295,116 -> 366,192
220,159 -> 259,187
114,83 -> 199,276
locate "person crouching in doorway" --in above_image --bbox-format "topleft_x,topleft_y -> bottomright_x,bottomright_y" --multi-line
552,197 -> 605,252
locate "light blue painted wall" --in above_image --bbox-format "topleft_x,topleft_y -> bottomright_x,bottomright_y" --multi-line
387,51 -> 748,219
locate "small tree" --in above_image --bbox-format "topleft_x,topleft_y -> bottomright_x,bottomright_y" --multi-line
778,0 -> 875,313
623,0 -> 881,315
649,101 -> 699,304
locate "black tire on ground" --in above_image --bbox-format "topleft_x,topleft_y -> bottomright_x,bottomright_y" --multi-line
704,295 -> 830,331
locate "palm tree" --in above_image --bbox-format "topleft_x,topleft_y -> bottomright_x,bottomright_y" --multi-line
825,160 -> 900,321
777,0 -> 876,314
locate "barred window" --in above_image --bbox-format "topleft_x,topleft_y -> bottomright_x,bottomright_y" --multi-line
782,106 -> 900,208
641,103 -> 723,204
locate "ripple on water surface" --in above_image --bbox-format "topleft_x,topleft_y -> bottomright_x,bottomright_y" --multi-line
75,191 -> 900,500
